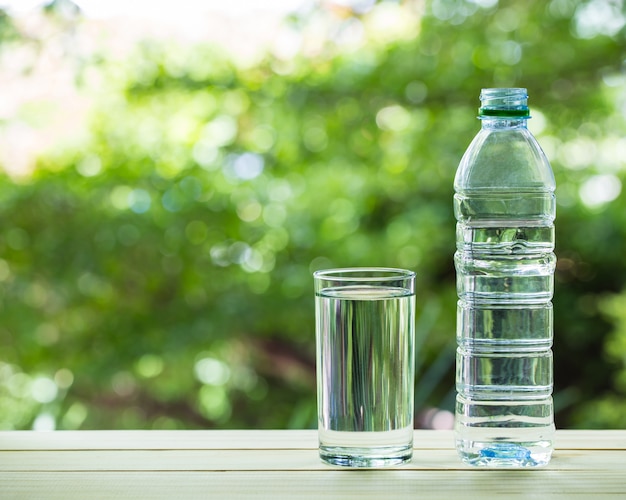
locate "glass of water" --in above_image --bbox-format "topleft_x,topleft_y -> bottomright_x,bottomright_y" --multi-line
314,267 -> 416,467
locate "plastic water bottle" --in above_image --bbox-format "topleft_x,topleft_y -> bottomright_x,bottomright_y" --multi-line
453,88 -> 556,467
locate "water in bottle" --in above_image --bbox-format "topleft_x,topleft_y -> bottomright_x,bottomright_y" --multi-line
453,88 -> 556,467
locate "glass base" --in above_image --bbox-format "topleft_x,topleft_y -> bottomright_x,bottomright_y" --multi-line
320,444 -> 413,468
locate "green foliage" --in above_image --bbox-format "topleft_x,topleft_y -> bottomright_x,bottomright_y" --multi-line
2,0 -> 626,429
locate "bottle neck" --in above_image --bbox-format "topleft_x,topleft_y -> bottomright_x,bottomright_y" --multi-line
478,88 -> 530,128
480,118 -> 528,129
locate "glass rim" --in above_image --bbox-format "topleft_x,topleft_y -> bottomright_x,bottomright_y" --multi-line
313,267 -> 416,282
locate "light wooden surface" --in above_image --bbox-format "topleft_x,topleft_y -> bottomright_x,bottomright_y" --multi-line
1,430 -> 625,499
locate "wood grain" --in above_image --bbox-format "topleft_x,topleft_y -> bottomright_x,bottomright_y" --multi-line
0,430 -> 624,499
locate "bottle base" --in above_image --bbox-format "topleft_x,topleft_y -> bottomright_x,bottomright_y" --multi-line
454,395 -> 554,467
456,440 -> 553,467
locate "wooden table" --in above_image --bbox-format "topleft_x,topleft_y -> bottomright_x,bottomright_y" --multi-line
1,430 -> 625,498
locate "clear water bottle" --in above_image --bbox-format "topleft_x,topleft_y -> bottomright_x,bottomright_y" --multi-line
453,88 -> 556,467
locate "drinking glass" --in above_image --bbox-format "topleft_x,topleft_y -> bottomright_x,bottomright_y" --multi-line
314,267 -> 416,467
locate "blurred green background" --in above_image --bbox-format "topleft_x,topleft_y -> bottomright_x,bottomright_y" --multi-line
1,0 -> 626,430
